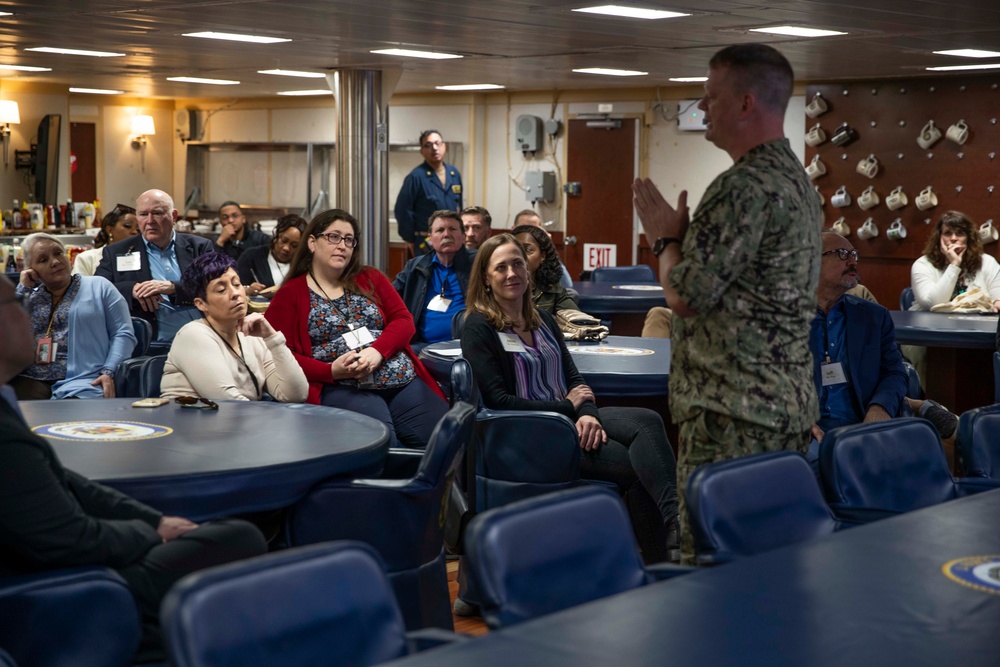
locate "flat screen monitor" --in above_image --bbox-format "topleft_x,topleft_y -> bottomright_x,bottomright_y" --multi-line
34,114 -> 61,205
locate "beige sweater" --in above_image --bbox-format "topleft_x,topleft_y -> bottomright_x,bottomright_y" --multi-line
160,319 -> 308,402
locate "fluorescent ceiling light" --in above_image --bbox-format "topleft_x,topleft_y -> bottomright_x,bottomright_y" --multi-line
572,5 -> 689,20
167,76 -> 240,85
276,89 -> 332,96
0,64 -> 52,72
749,26 -> 846,38
933,49 -> 1000,58
183,31 -> 290,44
669,76 -> 708,82
0,12 -> 11,16
573,67 -> 647,77
436,83 -> 505,91
926,62 -> 1000,72
370,48 -> 462,60
69,87 -> 124,95
258,69 -> 325,78
25,46 -> 124,57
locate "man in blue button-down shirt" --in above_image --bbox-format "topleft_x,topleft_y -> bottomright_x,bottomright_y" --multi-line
96,189 -> 215,345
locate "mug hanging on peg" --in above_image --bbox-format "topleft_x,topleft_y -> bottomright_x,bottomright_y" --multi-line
956,185 -> 964,193
989,186 -> 995,194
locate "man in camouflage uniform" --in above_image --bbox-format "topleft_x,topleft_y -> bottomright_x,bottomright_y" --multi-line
633,43 -> 822,560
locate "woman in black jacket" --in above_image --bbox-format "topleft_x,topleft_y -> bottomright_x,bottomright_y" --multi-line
237,214 -> 307,296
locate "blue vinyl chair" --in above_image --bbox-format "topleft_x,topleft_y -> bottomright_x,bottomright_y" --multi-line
902,361 -> 924,400
956,404 -> 1000,478
820,418 -> 1000,518
138,355 -> 167,399
899,286 -> 915,310
285,401 -> 476,631
115,355 -> 150,398
0,649 -> 14,667
450,308 -> 468,340
993,352 -> 1000,403
464,486 -> 688,629
161,542 -> 462,667
0,567 -> 142,667
131,317 -> 152,358
687,451 -> 849,565
590,264 -> 656,283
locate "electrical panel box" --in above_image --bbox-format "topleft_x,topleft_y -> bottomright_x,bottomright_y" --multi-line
677,100 -> 707,131
525,170 -> 556,203
516,114 -> 544,152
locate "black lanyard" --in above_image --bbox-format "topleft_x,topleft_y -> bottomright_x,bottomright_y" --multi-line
205,319 -> 261,399
309,271 -> 357,331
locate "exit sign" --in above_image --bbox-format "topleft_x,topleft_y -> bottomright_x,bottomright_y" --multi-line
583,243 -> 617,271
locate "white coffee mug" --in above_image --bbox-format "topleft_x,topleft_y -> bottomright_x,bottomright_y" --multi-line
886,186 -> 908,211
857,185 -> 880,211
805,123 -> 827,147
946,119 -> 969,145
979,220 -> 999,244
887,219 -> 907,240
806,154 -> 827,180
917,120 -> 942,150
831,186 -> 851,208
832,217 -> 850,236
915,186 -> 938,211
855,154 -> 879,179
805,93 -> 829,119
857,217 -> 879,240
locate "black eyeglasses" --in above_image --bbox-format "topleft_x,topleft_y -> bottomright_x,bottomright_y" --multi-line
0,292 -> 28,310
175,396 -> 219,410
822,248 -> 860,261
314,232 -> 358,248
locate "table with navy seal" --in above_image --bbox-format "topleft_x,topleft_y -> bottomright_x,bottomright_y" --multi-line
383,489 -> 1000,667
21,399 -> 390,521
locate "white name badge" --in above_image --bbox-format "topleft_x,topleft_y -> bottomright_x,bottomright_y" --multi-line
498,332 -> 527,353
821,362 -> 848,386
342,326 -> 375,350
116,253 -> 141,272
427,295 -> 452,313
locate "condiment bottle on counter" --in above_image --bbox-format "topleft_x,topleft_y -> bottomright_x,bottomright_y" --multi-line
12,199 -> 22,230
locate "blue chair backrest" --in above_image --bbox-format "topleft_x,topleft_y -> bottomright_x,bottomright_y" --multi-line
139,354 -> 167,399
450,308 -> 467,339
162,542 -> 409,667
465,486 -> 648,628
115,355 -> 149,398
957,404 -> 1000,478
131,317 -> 152,357
994,352 -> 1000,403
449,358 -> 478,407
590,264 -> 656,283
902,361 -> 924,400
688,451 -> 839,565
0,648 -> 15,667
413,401 -> 476,495
821,418 -> 957,512
900,286 -> 915,310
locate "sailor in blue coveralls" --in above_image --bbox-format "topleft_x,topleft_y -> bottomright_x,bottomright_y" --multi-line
394,130 -> 463,256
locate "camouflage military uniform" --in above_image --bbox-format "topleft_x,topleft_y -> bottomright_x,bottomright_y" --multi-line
668,138 -> 822,560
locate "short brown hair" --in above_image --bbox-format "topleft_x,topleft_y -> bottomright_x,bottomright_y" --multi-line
428,209 -> 462,231
709,43 -> 794,114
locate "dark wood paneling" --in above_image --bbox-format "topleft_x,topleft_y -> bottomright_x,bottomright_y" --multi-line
70,122 -> 96,204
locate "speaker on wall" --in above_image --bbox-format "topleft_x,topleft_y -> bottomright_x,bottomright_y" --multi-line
516,114 -> 543,152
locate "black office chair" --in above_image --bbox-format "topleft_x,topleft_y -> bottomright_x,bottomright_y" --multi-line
130,317 -> 152,357
994,351 -> 1000,403
138,354 -> 167,399
115,355 -> 150,398
591,265 -> 657,283
956,404 -> 1000,479
450,308 -> 467,339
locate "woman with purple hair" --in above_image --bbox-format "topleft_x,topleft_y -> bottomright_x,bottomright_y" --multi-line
160,252 -> 307,402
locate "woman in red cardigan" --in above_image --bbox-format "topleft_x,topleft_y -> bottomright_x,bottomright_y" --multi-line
266,209 -> 447,448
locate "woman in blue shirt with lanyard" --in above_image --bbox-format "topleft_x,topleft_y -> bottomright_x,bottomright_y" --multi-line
394,129 -> 462,256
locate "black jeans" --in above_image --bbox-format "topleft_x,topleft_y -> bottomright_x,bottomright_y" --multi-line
320,378 -> 449,449
579,407 -> 678,562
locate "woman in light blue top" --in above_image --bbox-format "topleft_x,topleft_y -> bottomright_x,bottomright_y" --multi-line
13,233 -> 135,400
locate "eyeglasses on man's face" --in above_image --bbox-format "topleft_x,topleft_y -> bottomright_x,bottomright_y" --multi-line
421,141 -> 445,150
822,248 -> 860,262
314,232 -> 358,248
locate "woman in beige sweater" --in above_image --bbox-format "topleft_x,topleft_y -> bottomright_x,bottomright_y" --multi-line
160,253 -> 307,402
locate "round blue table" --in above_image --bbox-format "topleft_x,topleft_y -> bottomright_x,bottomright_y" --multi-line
419,335 -> 671,397
571,281 -> 667,315
22,399 -> 390,521
890,310 -> 996,349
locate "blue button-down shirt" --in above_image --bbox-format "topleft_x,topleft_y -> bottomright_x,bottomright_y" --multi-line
144,232 -> 199,341
812,299 -> 862,431
419,255 -> 465,344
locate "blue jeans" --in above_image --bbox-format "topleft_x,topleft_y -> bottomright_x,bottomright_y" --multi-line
320,378 -> 448,449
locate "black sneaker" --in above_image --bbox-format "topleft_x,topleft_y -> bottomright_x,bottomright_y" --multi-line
453,598 -> 481,617
922,400 -> 958,439
666,516 -> 681,564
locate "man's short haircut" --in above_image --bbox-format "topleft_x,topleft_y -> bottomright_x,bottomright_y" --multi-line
419,129 -> 443,145
709,43 -> 794,114
461,206 -> 492,227
513,209 -> 541,226
218,200 -> 243,215
428,209 -> 462,229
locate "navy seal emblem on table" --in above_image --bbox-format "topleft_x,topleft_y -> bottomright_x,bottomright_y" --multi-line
33,421 -> 173,441
942,555 -> 1000,595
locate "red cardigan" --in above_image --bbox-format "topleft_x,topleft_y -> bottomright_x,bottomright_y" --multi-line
265,268 -> 446,405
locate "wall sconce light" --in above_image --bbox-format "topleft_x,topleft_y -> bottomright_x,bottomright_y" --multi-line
131,114 -> 155,172
0,100 -> 21,169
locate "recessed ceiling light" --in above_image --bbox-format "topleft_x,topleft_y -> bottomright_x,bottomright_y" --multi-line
167,76 -> 240,85
573,67 -> 647,77
749,26 -> 846,38
370,48 -> 463,60
933,49 -> 1000,58
0,64 -> 52,72
276,89 -> 332,96
183,31 -> 290,44
69,87 -> 124,95
258,69 -> 326,78
435,84 -> 505,91
572,5 -> 689,20
669,76 -> 708,82
926,63 -> 1000,72
25,47 -> 125,57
